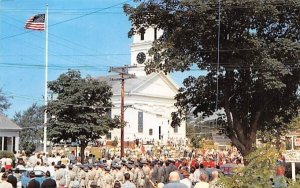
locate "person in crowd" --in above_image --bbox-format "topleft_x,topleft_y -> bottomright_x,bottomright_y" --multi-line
27,171 -> 40,188
209,170 -> 222,188
163,171 -> 188,188
0,167 -> 6,183
7,169 -> 17,188
0,172 -> 13,188
121,173 -> 136,188
194,173 -> 209,188
41,171 -> 57,188
113,180 -> 122,188
13,168 -> 22,188
180,170 -> 192,188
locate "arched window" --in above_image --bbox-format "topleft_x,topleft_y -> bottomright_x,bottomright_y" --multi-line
139,27 -> 146,41
154,27 -> 158,40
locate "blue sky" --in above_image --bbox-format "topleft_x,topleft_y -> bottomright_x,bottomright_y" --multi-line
0,0 -> 202,118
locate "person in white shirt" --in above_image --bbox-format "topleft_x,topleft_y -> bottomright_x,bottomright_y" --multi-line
28,154 -> 38,168
180,170 -> 192,188
0,173 -> 13,188
194,173 -> 209,188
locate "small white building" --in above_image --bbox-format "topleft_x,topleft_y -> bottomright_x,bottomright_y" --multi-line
102,27 -> 186,144
0,114 -> 21,152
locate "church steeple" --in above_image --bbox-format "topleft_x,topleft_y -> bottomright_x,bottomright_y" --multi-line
129,27 -> 163,76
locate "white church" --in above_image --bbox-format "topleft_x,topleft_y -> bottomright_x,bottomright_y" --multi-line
102,27 -> 186,145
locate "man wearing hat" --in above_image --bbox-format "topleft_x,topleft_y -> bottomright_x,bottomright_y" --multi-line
87,165 -> 96,187
136,163 -> 145,188
114,163 -> 124,184
79,166 -> 88,188
125,164 -> 134,182
102,167 -> 113,188
41,171 -> 56,188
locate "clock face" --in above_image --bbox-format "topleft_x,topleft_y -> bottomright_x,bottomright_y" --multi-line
136,52 -> 146,64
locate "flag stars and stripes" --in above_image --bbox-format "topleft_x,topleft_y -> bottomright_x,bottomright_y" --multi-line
25,14 -> 45,31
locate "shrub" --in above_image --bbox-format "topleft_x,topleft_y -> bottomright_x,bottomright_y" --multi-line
0,150 -> 15,160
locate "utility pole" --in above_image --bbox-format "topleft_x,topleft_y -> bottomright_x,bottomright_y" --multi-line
109,65 -> 135,158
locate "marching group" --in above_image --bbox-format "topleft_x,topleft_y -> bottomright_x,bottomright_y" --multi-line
0,147 -> 243,188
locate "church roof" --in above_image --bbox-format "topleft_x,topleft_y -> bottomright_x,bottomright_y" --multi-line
0,114 -> 22,131
96,72 -> 178,95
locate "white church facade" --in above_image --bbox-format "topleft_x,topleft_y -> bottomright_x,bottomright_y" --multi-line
103,27 -> 186,144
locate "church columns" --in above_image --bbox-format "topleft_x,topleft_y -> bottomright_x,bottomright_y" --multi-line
1,136 -> 4,151
15,136 -> 19,152
0,135 -> 19,152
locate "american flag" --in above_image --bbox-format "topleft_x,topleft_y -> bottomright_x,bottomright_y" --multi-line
24,14 -> 45,31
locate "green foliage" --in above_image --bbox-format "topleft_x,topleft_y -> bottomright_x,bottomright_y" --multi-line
47,70 -> 119,162
124,0 -> 300,157
0,151 -> 15,160
0,88 -> 11,114
287,176 -> 300,188
186,123 -> 205,148
220,143 -> 280,188
13,103 -> 44,153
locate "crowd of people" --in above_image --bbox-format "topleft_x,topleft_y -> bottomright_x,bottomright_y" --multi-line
0,146 -> 243,188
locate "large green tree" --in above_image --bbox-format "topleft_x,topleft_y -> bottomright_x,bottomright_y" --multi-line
47,70 -> 119,163
13,103 -> 44,153
124,0 -> 300,157
0,88 -> 11,114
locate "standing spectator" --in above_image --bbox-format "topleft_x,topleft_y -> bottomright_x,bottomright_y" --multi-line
7,169 -> 17,188
192,163 -> 200,184
209,171 -> 222,188
68,151 -> 76,165
194,174 -> 209,188
0,167 -> 6,183
0,173 -> 13,188
27,171 -> 40,188
41,171 -> 57,188
163,171 -> 188,188
13,168 -> 22,188
121,173 -> 136,188
180,171 -> 192,188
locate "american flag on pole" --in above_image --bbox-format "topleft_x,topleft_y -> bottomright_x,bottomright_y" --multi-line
24,14 -> 45,31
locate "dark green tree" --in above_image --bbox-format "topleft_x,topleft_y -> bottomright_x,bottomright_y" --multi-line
13,103 -> 44,153
0,88 -> 11,114
47,70 -> 119,163
124,0 -> 300,157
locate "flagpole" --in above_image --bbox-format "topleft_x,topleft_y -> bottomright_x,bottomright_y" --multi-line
43,4 -> 49,153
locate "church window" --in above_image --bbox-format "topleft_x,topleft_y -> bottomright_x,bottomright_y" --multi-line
138,111 -> 143,133
4,137 -> 7,150
154,28 -> 158,40
139,27 -> 145,41
106,132 -> 112,140
13,137 -> 15,152
149,129 -> 153,135
174,125 -> 178,133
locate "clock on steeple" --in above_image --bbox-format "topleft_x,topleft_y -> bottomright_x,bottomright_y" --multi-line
130,27 -> 163,69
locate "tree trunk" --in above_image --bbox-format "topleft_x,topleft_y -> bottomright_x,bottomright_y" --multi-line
229,132 -> 256,163
80,140 -> 87,164
225,101 -> 262,164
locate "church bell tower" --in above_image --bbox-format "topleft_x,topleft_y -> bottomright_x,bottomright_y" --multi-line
129,27 -> 163,76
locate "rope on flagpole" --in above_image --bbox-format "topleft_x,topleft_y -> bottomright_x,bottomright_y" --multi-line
43,4 -> 49,153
